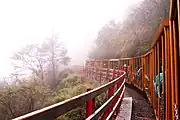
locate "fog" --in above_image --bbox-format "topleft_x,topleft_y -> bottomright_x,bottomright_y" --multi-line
0,0 -> 142,77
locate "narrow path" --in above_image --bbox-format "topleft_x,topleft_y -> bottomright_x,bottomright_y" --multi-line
116,97 -> 132,120
124,84 -> 155,120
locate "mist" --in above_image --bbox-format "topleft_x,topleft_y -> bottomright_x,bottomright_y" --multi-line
0,0 -> 142,77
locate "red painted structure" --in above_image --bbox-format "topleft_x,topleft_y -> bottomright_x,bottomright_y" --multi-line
13,68 -> 126,120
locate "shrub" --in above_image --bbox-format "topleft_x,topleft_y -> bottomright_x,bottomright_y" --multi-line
0,69 -> 107,120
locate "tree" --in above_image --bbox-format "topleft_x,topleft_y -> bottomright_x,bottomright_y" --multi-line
88,20 -> 123,59
0,77 -> 53,120
39,35 -> 70,87
89,0 -> 170,59
11,35 -> 70,87
11,44 -> 47,80
0,35 -> 71,119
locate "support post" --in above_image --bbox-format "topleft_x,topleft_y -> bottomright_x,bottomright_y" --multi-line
86,88 -> 95,118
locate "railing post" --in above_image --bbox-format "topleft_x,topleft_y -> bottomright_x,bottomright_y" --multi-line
85,66 -> 87,77
101,63 -> 109,119
91,67 -> 93,80
106,68 -> 109,82
108,69 -> 115,114
129,59 -> 133,84
99,68 -> 102,85
88,66 -> 90,79
114,70 -> 123,118
86,88 -> 95,118
101,69 -> 115,120
95,67 -> 97,81
88,67 -> 90,80
142,57 -> 145,91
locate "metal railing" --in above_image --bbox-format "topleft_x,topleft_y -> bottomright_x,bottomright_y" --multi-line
13,69 -> 126,120
12,0 -> 179,120
85,1 -> 180,118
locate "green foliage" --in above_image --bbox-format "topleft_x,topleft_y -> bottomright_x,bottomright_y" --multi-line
51,73 -> 105,120
0,68 -> 107,120
0,79 -> 54,120
57,106 -> 85,120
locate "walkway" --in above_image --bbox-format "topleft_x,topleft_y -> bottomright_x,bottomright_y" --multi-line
116,97 -> 132,120
123,84 -> 155,120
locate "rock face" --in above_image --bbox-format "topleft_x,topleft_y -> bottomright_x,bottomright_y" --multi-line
124,85 -> 155,120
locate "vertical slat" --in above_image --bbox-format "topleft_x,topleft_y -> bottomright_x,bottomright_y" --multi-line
147,55 -> 150,95
136,58 -> 138,86
147,56 -> 149,91
164,27 -> 172,120
118,60 -> 120,70
138,58 -> 141,89
161,35 -> 165,120
102,66 -> 116,120
130,59 -> 133,83
169,19 -> 175,120
152,49 -> 155,109
157,41 -> 161,120
155,44 -> 158,116
177,0 -> 180,114
144,57 -> 146,90
178,0 -> 180,39
154,45 -> 157,112
132,58 -> 134,84
144,57 -> 147,91
102,61 -> 110,120
172,20 -> 179,118
128,59 -> 130,83
177,3 -> 180,118
142,57 -> 144,91
115,71 -> 122,118
108,69 -> 115,116
150,52 -> 153,104
148,54 -> 151,100
100,61 -> 103,84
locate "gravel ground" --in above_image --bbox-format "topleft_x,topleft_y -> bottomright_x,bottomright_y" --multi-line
124,84 -> 155,120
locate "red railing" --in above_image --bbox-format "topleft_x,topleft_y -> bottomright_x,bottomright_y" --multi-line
85,16 -> 180,120
13,68 -> 126,120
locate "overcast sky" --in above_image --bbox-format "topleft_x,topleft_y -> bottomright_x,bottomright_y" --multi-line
0,0 -> 142,76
